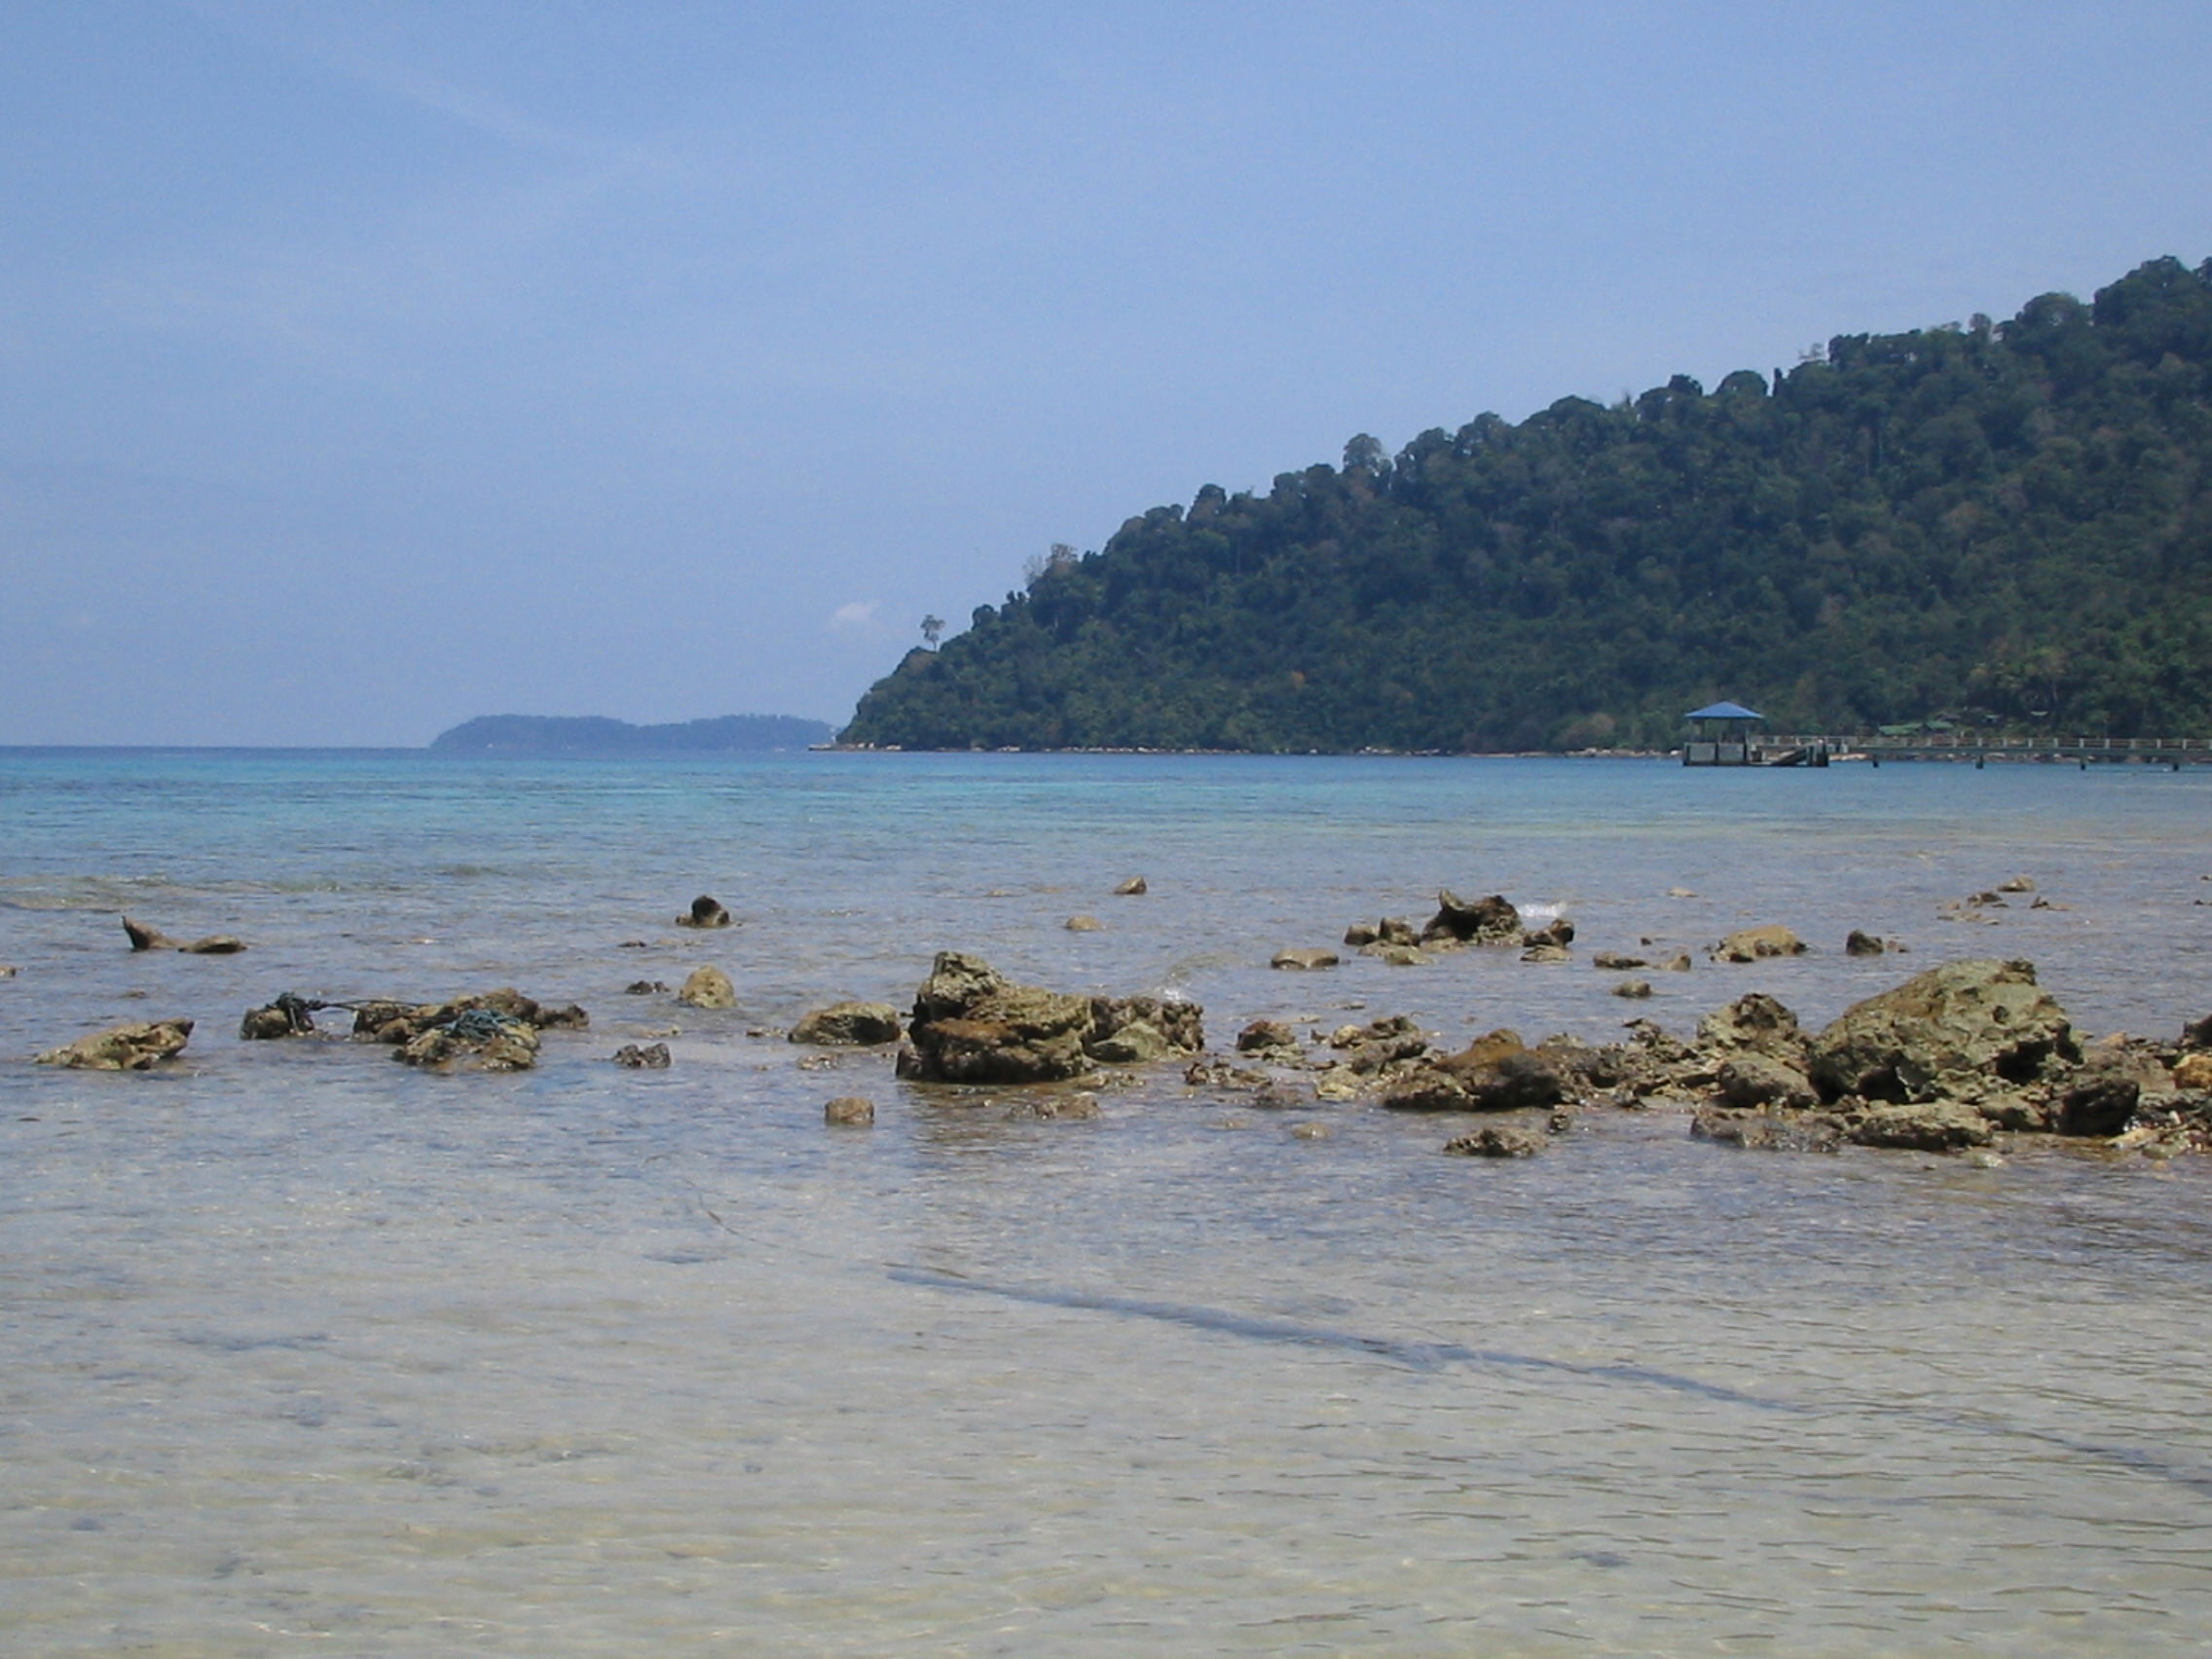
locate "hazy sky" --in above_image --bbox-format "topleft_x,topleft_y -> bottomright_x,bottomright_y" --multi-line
5,1 -> 2208,744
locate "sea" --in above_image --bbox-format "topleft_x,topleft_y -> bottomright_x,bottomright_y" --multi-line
3,747 -> 2211,1657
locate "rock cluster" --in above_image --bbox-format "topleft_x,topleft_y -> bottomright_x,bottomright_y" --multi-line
895,951 -> 1202,1083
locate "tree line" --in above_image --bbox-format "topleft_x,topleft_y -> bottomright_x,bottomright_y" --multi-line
843,256 -> 2212,752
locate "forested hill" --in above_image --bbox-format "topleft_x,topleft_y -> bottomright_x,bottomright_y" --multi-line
430,715 -> 833,754
843,256 -> 2212,753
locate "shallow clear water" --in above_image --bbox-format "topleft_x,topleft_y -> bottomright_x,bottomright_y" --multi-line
4,751 -> 2211,1655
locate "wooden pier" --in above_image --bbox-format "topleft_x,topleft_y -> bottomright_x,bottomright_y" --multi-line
1757,734 -> 2212,769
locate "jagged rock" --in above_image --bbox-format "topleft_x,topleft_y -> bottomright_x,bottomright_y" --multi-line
122,915 -> 244,954
1272,947 -> 1340,970
1519,942 -> 1570,964
1662,952 -> 1693,972
1421,890 -> 1522,944
1443,1113 -> 1554,1158
613,1043 -> 671,1068
395,1010 -> 539,1072
676,895 -> 731,928
678,967 -> 737,1010
898,953 -> 1195,1083
1521,917 -> 1575,948
1113,875 -> 1148,896
1593,951 -> 1648,971
1845,930 -> 1888,956
1807,958 -> 2077,1103
824,1095 -> 875,1125
1847,1100 -> 1994,1150
1235,1019 -> 1299,1054
1091,994 -> 1202,1059
2182,1013 -> 2212,1051
1712,925 -> 1806,963
1065,914 -> 1103,932
2174,1052 -> 2212,1090
1696,993 -> 1808,1063
1344,921 -> 1380,947
36,1017 -> 194,1070
1714,1052 -> 1821,1111
1691,1105 -> 1843,1152
1378,916 -> 1418,946
1611,978 -> 1653,1000
790,1001 -> 903,1046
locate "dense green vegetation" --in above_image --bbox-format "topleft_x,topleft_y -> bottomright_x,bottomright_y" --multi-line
844,257 -> 2212,752
431,714 -> 832,754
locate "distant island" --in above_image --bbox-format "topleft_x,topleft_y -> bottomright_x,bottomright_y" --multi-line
430,715 -> 834,755
843,255 -> 2212,753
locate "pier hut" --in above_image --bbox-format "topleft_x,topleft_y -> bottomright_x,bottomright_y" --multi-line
1683,701 -> 1765,766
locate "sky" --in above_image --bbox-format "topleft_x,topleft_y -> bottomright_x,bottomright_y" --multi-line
3,0 -> 2209,745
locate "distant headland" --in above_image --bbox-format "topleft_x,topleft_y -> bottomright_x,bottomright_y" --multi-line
429,715 -> 834,755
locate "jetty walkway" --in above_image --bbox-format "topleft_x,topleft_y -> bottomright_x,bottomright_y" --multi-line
1720,734 -> 2212,769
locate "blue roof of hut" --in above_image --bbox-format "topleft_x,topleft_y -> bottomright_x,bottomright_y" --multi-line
1685,701 -> 1765,721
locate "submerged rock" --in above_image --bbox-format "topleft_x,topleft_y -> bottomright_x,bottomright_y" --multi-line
676,895 -> 732,929
122,915 -> 245,954
824,1095 -> 875,1125
1442,1112 -> 1555,1158
613,1042 -> 672,1069
36,1017 -> 194,1071
1272,946 -> 1340,971
1712,925 -> 1806,963
790,1001 -> 903,1046
677,967 -> 737,1010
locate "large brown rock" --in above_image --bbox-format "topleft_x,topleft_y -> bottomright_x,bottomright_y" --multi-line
1846,1100 -> 1994,1151
36,1018 -> 194,1070
897,952 -> 1096,1083
1807,958 -> 2077,1104
1420,890 -> 1522,944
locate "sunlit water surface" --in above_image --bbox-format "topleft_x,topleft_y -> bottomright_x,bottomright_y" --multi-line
4,751 -> 2211,1656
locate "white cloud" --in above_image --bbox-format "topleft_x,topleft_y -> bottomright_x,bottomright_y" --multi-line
828,600 -> 880,630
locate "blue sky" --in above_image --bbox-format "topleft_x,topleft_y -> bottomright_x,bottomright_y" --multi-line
4,0 -> 2207,744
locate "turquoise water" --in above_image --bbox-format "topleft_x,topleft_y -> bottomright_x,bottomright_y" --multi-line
4,750 -> 2211,1655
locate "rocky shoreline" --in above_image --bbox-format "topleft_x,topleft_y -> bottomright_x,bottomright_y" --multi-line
18,888 -> 2212,1166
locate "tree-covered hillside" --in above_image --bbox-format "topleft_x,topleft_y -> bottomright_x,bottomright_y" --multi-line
843,257 -> 2212,752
